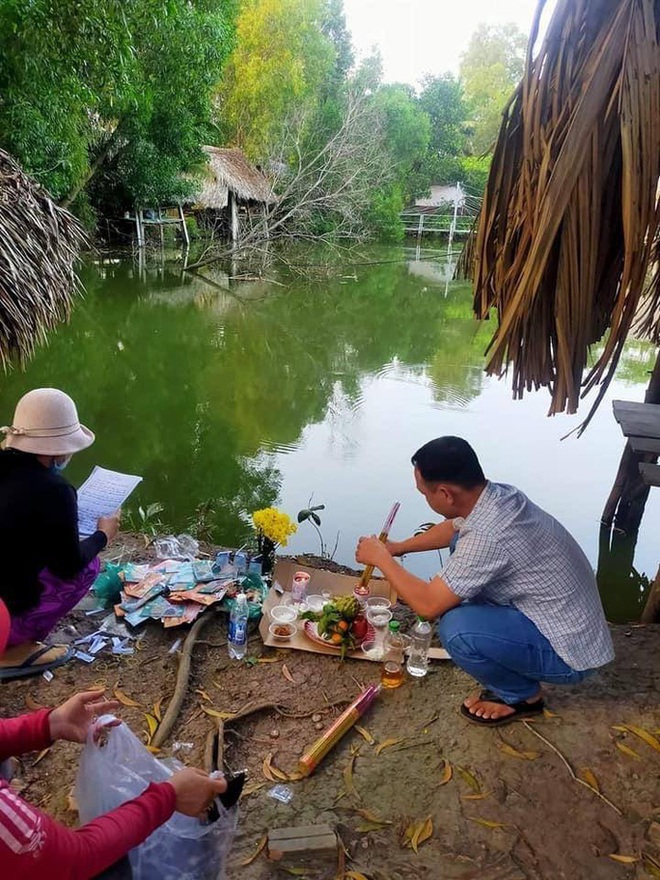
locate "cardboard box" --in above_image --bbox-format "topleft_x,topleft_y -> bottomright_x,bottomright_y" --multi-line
259,559 -> 449,661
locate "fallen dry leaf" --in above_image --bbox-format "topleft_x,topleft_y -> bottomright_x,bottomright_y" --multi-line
240,834 -> 268,866
282,664 -> 295,683
262,753 -> 288,782
196,689 -> 213,703
615,741 -> 642,760
113,685 -> 140,707
146,745 -> 161,755
643,853 -> 660,879
412,816 -> 433,851
456,766 -> 480,793
343,753 -> 361,801
402,820 -> 417,849
32,748 -> 51,767
468,817 -> 509,830
25,694 -> 44,711
144,713 -> 158,742
578,768 -> 600,792
623,724 -> 660,753
542,708 -> 560,719
286,771 -> 305,782
201,706 -> 235,720
611,725 -> 629,732
607,854 -> 639,864
345,872 -> 371,880
355,808 -> 392,825
497,740 -> 540,761
357,820 -> 390,833
283,870 -> 307,877
462,792 -> 490,800
242,781 -> 265,797
355,725 -> 375,745
256,656 -> 279,663
438,759 -> 452,785
375,738 -> 403,755
153,698 -> 163,722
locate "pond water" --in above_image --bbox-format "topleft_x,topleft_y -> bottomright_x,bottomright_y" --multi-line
1,244 -> 657,622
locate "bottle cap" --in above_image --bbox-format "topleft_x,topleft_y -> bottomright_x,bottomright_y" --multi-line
417,615 -> 427,622
388,620 -> 400,632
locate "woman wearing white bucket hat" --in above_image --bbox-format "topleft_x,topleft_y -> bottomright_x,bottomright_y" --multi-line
0,388 -> 120,679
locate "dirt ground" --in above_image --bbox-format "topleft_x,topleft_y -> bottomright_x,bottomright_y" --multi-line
1,537 -> 659,880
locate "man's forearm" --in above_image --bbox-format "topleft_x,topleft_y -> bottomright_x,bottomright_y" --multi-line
392,519 -> 456,555
376,554 -> 461,619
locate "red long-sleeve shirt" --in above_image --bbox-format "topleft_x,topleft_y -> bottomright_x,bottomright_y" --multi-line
0,709 -> 176,879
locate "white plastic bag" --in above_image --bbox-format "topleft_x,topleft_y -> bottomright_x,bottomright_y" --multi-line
76,717 -> 237,880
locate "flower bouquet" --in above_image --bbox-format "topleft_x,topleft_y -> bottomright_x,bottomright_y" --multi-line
252,507 -> 297,576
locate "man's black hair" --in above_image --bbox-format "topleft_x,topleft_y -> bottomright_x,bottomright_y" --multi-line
411,436 -> 486,489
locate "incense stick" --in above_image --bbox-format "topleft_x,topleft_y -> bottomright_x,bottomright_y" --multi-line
357,501 -> 400,589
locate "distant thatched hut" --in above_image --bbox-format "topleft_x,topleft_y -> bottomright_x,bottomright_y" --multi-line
0,149 -> 85,367
193,146 -> 276,243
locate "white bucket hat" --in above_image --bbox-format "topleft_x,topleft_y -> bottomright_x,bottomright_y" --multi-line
1,388 -> 95,456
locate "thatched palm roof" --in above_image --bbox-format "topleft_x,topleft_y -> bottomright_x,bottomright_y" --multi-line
0,149 -> 85,367
470,0 -> 660,425
194,146 -> 276,210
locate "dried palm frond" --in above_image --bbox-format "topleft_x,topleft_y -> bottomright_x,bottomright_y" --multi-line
0,149 -> 86,367
470,0 -> 660,426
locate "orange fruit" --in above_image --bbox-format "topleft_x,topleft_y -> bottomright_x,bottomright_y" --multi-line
337,620 -> 349,632
330,632 -> 343,645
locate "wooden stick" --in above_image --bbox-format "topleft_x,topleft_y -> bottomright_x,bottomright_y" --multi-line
522,721 -> 621,815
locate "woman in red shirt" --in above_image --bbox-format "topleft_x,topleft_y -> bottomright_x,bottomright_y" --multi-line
0,599 -> 227,879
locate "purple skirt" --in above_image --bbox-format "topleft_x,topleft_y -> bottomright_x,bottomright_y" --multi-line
7,558 -> 101,646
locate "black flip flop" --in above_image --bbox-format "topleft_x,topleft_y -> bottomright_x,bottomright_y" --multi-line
0,644 -> 74,682
460,689 -> 545,727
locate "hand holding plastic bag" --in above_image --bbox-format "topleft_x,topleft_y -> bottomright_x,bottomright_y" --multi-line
76,717 -> 237,880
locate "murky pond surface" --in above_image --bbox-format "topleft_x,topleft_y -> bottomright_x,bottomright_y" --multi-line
1,244 -> 657,620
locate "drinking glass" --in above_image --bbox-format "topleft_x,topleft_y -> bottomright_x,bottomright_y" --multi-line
366,606 -> 392,655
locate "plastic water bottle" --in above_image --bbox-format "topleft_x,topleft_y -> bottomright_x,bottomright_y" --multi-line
406,616 -> 433,678
228,592 -> 249,659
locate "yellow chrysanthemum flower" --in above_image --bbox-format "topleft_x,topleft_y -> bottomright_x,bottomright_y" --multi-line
252,507 -> 297,546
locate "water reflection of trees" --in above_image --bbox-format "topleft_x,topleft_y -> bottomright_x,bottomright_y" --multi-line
0,255 -> 492,543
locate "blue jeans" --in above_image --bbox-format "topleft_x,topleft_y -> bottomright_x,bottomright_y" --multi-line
437,602 -> 590,703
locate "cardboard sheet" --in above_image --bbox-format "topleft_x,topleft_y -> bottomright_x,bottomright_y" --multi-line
260,560 -> 449,662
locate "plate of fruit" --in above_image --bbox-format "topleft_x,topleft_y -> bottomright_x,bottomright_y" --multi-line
301,594 -> 374,657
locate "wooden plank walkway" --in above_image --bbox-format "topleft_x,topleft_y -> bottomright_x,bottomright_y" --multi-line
612,400 -> 660,487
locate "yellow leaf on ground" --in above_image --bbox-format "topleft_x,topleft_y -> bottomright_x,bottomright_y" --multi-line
615,741 -> 642,760
542,708 -> 560,719
375,738 -> 403,755
343,753 -> 361,801
607,854 -> 639,864
468,817 -> 509,830
153,698 -> 163,722
25,694 -> 44,711
345,872 -> 371,880
262,753 -> 288,782
32,748 -> 50,766
355,808 -> 392,825
623,725 -> 660,753
412,816 -> 433,851
144,713 -> 158,742
256,656 -> 279,663
357,820 -> 390,833
456,766 -> 480,793
497,738 -> 539,760
402,821 -> 417,848
113,685 -> 139,707
201,706 -> 235,720
355,725 -> 375,745
462,793 -> 490,800
578,768 -> 600,792
146,746 -> 161,755
240,834 -> 267,866
438,759 -> 452,785
282,664 -> 295,683
195,689 -> 213,703
611,725 -> 628,732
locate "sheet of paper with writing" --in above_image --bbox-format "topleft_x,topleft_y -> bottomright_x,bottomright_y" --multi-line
77,466 -> 142,537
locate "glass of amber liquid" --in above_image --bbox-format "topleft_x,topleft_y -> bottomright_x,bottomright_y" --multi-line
380,620 -> 406,689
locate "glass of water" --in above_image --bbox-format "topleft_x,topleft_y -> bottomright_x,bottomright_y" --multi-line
366,606 -> 393,655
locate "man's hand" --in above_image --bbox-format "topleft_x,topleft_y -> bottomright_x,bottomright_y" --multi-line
97,509 -> 121,542
356,535 -> 392,570
168,767 -> 228,819
385,540 -> 405,557
49,690 -> 120,743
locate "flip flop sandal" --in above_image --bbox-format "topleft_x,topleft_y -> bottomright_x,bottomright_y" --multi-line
0,644 -> 74,682
460,688 -> 545,727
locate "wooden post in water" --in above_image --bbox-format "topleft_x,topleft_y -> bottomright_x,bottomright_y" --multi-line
229,190 -> 239,244
178,204 -> 190,248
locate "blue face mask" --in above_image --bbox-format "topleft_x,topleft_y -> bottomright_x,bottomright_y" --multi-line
51,456 -> 71,473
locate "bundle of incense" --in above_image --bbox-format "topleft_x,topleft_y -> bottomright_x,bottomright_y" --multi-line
297,685 -> 381,776
356,501 -> 401,590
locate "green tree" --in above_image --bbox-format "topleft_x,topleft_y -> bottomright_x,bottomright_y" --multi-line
0,1 -> 235,217
460,23 -> 527,155
217,0 -> 334,159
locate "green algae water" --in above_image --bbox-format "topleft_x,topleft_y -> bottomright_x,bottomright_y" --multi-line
1,244 -> 657,622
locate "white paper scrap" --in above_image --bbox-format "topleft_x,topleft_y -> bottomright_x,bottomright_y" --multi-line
42,670 -> 53,682
74,651 -> 96,663
77,466 -> 142,538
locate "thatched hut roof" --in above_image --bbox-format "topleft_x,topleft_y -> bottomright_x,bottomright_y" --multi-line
470,0 -> 660,426
0,149 -> 85,367
193,147 -> 276,210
